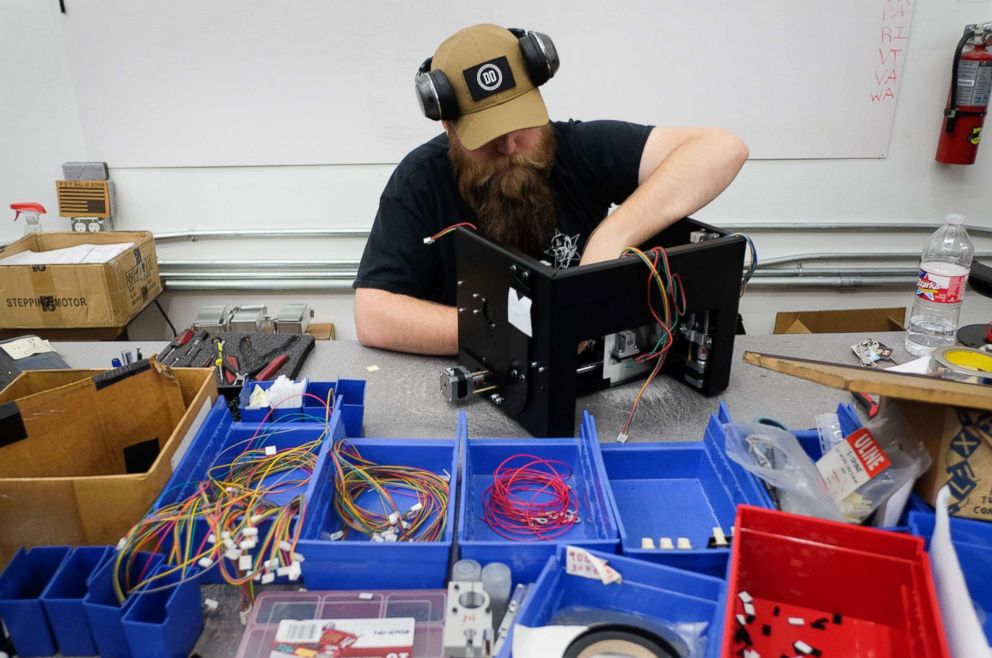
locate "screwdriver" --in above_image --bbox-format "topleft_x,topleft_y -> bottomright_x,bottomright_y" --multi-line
158,328 -> 194,364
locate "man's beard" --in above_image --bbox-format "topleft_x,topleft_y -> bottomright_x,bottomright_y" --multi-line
449,124 -> 556,258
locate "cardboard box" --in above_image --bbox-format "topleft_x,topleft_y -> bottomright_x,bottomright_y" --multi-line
774,307 -> 906,335
743,351 -> 992,522
307,322 -> 335,340
0,231 -> 161,329
0,361 -> 216,567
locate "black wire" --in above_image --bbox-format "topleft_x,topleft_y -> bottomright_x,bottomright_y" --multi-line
154,299 -> 178,338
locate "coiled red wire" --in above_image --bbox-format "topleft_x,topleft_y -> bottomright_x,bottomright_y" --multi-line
481,454 -> 580,541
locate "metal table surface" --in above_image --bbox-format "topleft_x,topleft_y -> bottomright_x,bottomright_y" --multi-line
49,331 -> 911,658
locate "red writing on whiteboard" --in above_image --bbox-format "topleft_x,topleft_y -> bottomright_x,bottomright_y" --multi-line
871,0 -> 911,103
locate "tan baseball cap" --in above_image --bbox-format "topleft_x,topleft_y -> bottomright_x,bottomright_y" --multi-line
432,24 -> 549,150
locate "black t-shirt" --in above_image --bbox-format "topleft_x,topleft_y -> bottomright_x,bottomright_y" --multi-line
354,119 -> 653,305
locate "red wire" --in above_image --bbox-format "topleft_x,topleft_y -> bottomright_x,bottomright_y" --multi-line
481,454 -> 580,541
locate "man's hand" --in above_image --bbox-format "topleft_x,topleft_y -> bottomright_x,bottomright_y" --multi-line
580,126 -> 748,266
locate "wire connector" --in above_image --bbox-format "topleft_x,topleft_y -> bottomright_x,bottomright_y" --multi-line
422,237 -> 435,245
616,432 -> 629,444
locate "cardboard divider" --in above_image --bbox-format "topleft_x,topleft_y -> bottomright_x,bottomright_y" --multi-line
0,363 -> 217,568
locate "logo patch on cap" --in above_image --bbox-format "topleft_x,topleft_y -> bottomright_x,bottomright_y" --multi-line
463,56 -> 516,101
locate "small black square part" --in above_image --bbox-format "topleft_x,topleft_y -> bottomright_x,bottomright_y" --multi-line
833,612 -> 843,625
761,624 -> 771,636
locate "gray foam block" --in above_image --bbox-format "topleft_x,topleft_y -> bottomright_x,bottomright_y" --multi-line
62,161 -> 109,180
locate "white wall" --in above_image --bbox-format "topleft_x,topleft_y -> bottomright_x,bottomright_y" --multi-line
2,0 -> 991,342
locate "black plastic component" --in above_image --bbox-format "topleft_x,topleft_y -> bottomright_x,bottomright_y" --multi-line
453,218 -> 745,437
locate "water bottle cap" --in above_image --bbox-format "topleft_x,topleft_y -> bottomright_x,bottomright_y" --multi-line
945,213 -> 965,225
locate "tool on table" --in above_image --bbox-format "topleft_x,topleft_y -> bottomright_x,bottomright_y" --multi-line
213,339 -> 227,384
254,354 -> 289,381
851,391 -> 879,419
158,327 -> 194,364
179,330 -> 210,366
219,354 -> 246,386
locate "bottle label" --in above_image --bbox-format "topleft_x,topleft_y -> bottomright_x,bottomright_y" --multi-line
916,269 -> 966,303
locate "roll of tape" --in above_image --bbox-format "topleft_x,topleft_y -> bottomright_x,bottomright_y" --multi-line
928,346 -> 992,386
563,625 -> 681,658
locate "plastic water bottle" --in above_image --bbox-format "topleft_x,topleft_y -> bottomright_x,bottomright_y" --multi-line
905,213 -> 974,356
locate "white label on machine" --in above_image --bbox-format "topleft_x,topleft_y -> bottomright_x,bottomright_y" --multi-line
815,427 -> 892,502
507,288 -> 533,337
272,617 -> 415,658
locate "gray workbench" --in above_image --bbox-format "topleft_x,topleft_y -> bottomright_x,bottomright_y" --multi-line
50,331 -> 910,658
58,331 -> 909,442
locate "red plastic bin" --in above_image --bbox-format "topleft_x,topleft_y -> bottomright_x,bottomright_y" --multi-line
722,506 -> 949,658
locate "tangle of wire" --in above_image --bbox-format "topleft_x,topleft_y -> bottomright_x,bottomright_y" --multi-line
481,454 -> 580,541
329,440 -> 449,542
616,246 -> 686,441
728,233 -> 758,295
112,391 -> 335,607
423,222 -> 478,244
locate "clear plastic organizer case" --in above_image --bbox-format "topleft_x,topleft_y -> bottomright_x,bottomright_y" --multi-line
234,589 -> 447,658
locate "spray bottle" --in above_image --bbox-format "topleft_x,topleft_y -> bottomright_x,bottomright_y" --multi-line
10,203 -> 46,235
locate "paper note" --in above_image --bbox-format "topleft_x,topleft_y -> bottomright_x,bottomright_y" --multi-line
0,336 -> 55,360
565,545 -> 621,585
507,288 -> 533,337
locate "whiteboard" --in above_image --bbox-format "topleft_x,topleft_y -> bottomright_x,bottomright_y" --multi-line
60,0 -> 915,167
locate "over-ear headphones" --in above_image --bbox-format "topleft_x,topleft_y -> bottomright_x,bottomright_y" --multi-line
414,27 -> 560,121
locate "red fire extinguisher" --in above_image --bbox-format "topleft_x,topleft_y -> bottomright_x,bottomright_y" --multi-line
936,23 -> 992,165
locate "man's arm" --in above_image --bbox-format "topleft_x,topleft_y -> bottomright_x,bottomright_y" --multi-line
580,127 -> 748,265
354,287 -> 458,355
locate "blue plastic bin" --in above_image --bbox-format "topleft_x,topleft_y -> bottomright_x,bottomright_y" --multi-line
298,416 -> 461,589
598,404 -> 766,577
458,412 -> 619,583
83,551 -> 164,658
122,563 -> 204,658
0,545 -> 70,657
496,545 -> 726,658
149,396 -> 340,585
909,510 -> 992,643
40,545 -> 111,656
239,378 -> 365,436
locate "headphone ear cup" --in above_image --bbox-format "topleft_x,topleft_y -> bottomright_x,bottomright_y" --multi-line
415,68 -> 458,121
430,69 -> 459,120
517,31 -> 559,86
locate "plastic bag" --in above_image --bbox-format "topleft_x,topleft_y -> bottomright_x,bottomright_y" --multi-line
723,422 -> 844,522
724,412 -> 931,524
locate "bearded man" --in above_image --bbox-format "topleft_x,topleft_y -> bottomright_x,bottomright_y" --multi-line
353,24 -> 748,355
